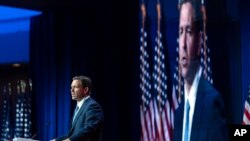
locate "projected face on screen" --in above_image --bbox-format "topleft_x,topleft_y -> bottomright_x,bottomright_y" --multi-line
179,2 -> 201,83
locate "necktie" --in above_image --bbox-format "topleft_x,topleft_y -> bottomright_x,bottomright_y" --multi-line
184,100 -> 190,141
73,106 -> 79,122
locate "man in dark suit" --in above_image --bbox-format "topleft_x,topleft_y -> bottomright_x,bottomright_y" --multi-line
51,76 -> 104,141
174,0 -> 228,141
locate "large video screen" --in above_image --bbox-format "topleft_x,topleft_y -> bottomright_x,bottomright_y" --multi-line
139,0 -> 250,140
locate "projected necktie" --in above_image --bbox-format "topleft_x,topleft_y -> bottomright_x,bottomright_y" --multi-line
73,106 -> 79,122
184,100 -> 190,141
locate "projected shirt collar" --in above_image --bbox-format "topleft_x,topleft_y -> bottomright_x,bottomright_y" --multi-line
182,66 -> 202,141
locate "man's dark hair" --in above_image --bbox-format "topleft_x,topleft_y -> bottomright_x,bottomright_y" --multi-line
73,75 -> 92,94
179,0 -> 203,35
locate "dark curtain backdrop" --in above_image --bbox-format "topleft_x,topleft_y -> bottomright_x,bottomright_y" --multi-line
30,13 -> 72,140
240,0 -> 250,113
29,0 -> 139,140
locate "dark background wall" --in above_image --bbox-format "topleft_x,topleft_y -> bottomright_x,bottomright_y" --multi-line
28,0 -> 140,140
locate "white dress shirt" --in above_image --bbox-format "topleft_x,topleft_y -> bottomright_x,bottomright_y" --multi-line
182,67 -> 202,141
74,95 -> 90,119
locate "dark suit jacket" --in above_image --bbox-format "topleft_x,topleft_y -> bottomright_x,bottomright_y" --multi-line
174,76 -> 228,141
56,97 -> 104,141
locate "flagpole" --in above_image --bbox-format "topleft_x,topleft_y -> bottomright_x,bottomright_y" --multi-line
201,1 -> 207,79
156,0 -> 161,109
140,1 -> 150,141
141,1 -> 146,111
156,1 -> 165,140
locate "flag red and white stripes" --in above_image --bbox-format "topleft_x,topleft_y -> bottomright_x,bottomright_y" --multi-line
140,1 -> 175,141
243,87 -> 250,125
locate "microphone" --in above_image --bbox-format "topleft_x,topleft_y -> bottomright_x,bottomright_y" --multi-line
31,121 -> 51,139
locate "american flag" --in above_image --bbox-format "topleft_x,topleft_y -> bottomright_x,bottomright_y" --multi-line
200,0 -> 213,85
171,38 -> 182,116
140,1 -> 153,140
170,33 -> 184,135
14,80 -> 32,138
140,1 -> 173,141
1,85 -> 13,141
242,86 -> 250,125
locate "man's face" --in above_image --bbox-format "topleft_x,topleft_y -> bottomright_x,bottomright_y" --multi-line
71,80 -> 86,101
179,2 -> 200,80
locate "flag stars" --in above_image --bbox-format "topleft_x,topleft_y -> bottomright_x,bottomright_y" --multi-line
140,28 -> 143,33
161,54 -> 165,60
159,42 -> 163,49
140,37 -> 143,42
161,63 -> 165,70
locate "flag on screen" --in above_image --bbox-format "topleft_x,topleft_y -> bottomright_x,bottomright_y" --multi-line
140,1 -> 173,141
1,85 -> 13,141
242,86 -> 250,125
200,2 -> 213,85
171,41 -> 182,125
140,1 -> 154,140
14,80 -> 32,138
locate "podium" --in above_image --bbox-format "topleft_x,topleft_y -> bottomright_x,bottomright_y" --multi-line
13,138 -> 39,141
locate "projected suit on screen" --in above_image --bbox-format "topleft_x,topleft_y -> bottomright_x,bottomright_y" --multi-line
174,0 -> 228,141
51,76 -> 104,141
